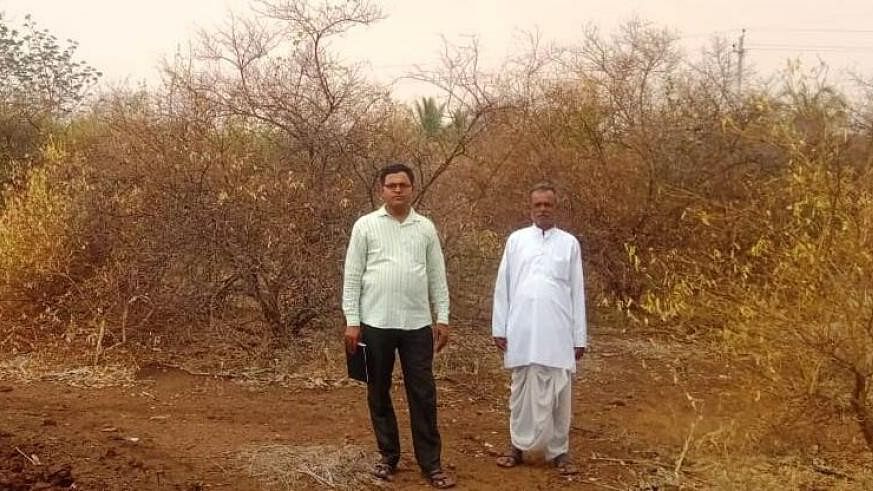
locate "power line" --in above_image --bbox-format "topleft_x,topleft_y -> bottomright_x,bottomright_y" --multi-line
678,29 -> 743,39
748,43 -> 873,51
678,27 -> 873,40
745,27 -> 873,34
748,46 -> 873,54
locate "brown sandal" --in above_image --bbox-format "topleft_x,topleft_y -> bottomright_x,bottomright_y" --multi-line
496,447 -> 523,468
551,453 -> 578,475
372,461 -> 396,481
425,468 -> 456,489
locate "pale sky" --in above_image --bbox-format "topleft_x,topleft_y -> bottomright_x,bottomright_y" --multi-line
2,0 -> 873,101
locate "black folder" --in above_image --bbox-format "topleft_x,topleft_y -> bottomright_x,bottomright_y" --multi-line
346,342 -> 369,383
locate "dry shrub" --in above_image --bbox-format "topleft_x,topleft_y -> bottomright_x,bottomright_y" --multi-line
0,144 -> 93,316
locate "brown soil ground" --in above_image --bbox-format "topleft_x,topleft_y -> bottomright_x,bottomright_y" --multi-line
1,327 -> 871,490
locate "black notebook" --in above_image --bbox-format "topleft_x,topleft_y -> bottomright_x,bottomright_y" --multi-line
346,342 -> 369,383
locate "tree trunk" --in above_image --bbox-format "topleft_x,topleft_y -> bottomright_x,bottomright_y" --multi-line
851,370 -> 873,452
244,271 -> 287,344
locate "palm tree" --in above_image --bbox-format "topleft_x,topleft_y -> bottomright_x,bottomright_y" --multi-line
448,109 -> 469,134
413,97 -> 445,137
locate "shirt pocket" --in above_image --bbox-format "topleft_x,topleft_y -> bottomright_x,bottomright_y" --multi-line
402,232 -> 429,265
550,256 -> 571,282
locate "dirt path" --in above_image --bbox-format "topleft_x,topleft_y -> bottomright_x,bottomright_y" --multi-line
1,333 -> 868,490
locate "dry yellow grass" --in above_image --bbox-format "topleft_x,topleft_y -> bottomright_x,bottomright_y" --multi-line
237,443 -> 383,490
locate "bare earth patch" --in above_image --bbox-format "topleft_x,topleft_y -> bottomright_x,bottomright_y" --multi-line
1,327 -> 871,489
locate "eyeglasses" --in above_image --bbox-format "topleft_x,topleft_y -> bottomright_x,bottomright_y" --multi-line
383,183 -> 412,191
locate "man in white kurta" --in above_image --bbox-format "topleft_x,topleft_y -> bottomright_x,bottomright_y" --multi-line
492,183 -> 587,473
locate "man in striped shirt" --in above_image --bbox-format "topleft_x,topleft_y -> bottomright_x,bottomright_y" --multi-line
342,163 -> 455,489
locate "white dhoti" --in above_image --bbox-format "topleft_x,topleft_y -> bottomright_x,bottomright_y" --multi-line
509,364 -> 572,461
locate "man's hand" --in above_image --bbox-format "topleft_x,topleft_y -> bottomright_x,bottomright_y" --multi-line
574,347 -> 586,360
493,337 -> 507,352
433,323 -> 450,353
344,325 -> 361,354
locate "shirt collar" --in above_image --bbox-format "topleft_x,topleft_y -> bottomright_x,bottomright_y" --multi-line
378,205 -> 420,223
530,223 -> 557,238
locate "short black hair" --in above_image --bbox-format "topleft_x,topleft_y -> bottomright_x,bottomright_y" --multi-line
529,181 -> 556,197
378,163 -> 415,186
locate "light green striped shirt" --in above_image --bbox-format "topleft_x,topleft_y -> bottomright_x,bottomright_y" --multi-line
342,206 -> 450,329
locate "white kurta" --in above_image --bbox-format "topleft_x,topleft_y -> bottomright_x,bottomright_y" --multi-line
492,225 -> 587,372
